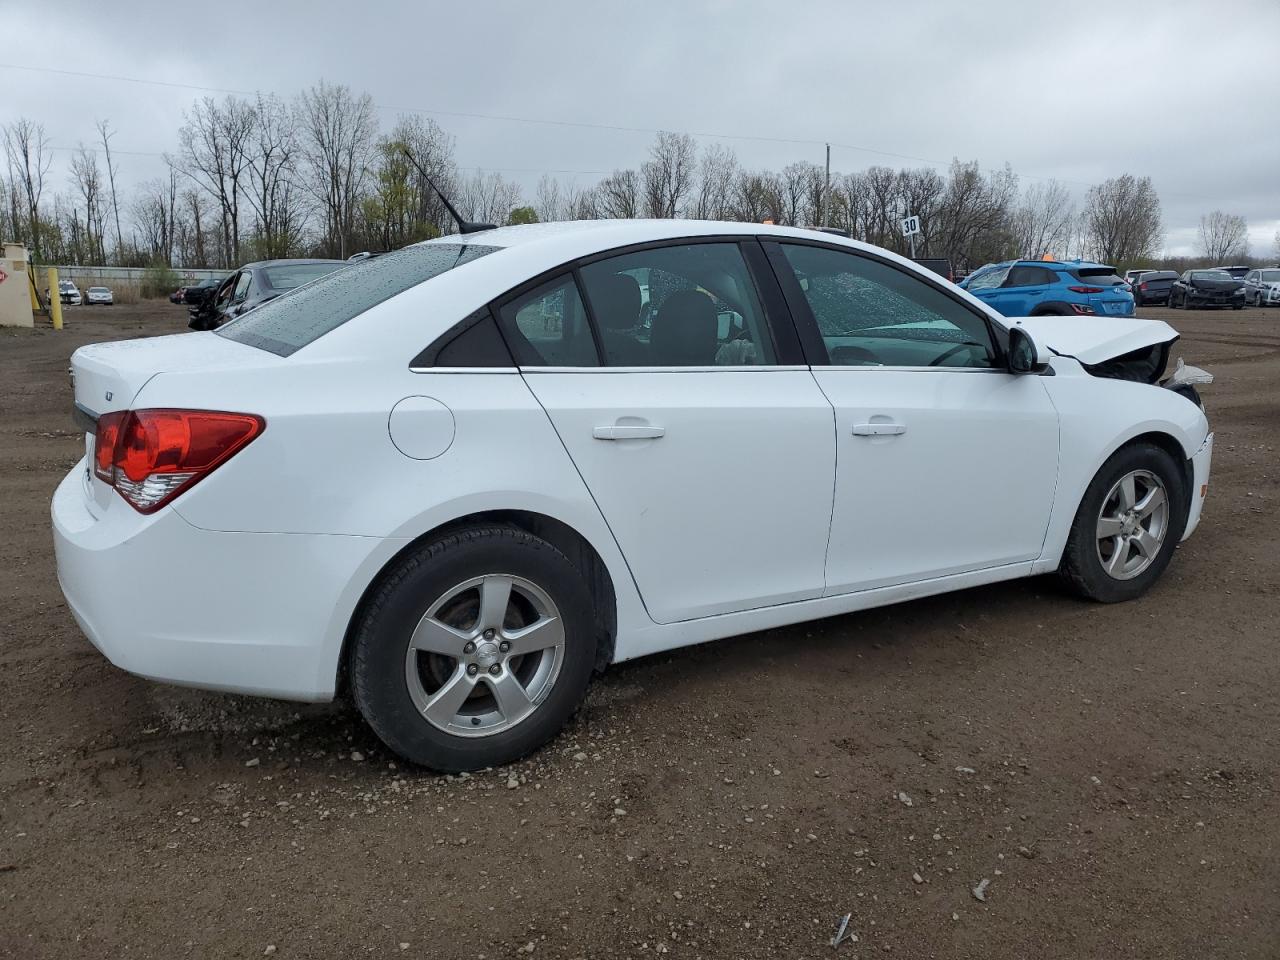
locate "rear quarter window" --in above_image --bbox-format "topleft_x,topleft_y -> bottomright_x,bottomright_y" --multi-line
217,243 -> 499,356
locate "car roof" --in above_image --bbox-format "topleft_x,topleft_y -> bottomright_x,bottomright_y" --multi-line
421,218 -> 924,264
239,258 -> 347,269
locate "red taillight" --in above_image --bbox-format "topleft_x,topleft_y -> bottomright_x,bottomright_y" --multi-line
93,409 -> 264,513
1139,282 -> 1149,291
93,410 -> 125,482
1068,285 -> 1105,294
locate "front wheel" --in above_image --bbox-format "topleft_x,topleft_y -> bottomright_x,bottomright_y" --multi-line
350,526 -> 598,771
1058,443 -> 1188,603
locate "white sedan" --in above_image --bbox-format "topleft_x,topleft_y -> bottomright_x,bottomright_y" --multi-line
53,221 -> 1214,770
85,286 -> 114,306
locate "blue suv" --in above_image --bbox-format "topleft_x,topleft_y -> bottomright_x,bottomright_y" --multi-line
960,259 -> 1135,317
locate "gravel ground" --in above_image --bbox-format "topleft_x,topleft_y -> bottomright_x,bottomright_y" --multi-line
1,300 -> 1277,959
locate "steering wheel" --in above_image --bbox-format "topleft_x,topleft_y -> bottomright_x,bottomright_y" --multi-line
929,343 -> 972,367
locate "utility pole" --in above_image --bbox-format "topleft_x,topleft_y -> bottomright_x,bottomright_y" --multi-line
823,143 -> 831,227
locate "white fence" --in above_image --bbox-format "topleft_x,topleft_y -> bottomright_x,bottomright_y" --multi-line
51,265 -> 230,285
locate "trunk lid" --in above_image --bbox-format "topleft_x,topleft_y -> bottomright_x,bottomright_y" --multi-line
70,332 -> 283,515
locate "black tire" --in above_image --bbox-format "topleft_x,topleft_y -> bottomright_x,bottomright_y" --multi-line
1058,442 -> 1188,603
1233,304 -> 1243,311
350,526 -> 598,771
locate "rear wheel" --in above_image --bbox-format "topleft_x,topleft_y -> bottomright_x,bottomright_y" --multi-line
1059,443 -> 1188,603
350,526 -> 599,771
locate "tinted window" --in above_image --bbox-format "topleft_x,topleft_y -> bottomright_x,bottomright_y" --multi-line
1261,270 -> 1280,282
1005,265 -> 1056,287
218,243 -> 498,356
260,262 -> 345,292
498,275 -> 599,367
1140,271 -> 1177,281
1191,270 -> 1233,281
579,242 -> 775,367
781,244 -> 996,368
232,272 -> 252,302
1072,267 -> 1124,285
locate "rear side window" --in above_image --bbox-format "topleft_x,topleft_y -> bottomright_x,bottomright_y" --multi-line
498,275 -> 599,367
578,242 -> 775,367
1005,266 -> 1056,287
218,243 -> 499,356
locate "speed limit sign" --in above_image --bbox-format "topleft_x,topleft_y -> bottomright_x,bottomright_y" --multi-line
900,215 -> 921,237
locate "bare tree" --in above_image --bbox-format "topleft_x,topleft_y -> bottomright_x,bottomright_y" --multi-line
597,169 -> 640,219
534,174 -> 565,223
243,93 -> 307,258
1082,174 -> 1162,265
178,96 -> 257,266
173,188 -> 211,267
689,144 -> 738,220
456,170 -> 522,225
96,120 -> 124,259
299,80 -> 378,258
1197,210 -> 1248,263
3,118 -> 51,261
641,132 -> 696,218
69,145 -> 108,263
1013,179 -> 1074,259
932,160 -> 1018,267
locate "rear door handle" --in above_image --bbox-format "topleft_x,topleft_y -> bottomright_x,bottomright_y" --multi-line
593,424 -> 665,440
852,422 -> 906,437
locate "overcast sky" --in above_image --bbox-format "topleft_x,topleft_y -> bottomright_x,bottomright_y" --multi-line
8,0 -> 1279,257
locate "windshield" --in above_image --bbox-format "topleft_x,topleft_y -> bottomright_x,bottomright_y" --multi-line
964,265 -> 1010,291
87,287 -> 108,293
1192,270 -> 1233,281
1073,267 -> 1124,286
260,262 -> 346,292
217,242 -> 500,356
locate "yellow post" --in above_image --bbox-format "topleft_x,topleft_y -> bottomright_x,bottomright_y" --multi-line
47,267 -> 63,330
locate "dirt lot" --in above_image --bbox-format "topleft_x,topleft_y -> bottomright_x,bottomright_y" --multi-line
1,300 -> 1277,959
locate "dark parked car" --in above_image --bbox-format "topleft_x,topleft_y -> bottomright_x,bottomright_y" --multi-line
911,258 -> 954,282
171,277 -> 225,305
188,259 -> 346,330
1170,269 -> 1246,310
1132,270 -> 1178,306
1213,265 -> 1251,281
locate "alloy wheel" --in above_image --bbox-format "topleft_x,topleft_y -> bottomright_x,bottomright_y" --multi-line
1095,469 -> 1170,580
404,574 -> 565,737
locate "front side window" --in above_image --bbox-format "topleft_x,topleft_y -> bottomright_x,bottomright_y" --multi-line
498,275 -> 599,367
232,272 -> 253,302
578,242 -> 775,367
780,244 -> 996,368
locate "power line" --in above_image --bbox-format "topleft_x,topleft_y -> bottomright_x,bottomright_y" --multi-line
0,59 -> 1078,183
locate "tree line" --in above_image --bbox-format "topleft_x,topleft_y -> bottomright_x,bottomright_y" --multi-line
3,81 -> 1273,273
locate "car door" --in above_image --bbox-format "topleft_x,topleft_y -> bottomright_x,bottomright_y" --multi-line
765,241 -> 1059,594
998,264 -> 1056,316
498,239 -> 835,624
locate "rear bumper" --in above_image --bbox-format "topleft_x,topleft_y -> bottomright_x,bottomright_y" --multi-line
52,462 -> 397,701
1182,432 -> 1213,541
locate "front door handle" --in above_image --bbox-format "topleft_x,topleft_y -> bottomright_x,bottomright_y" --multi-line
852,421 -> 906,437
593,424 -> 665,441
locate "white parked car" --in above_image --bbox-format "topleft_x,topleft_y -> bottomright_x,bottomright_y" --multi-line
57,280 -> 82,305
53,221 -> 1214,771
85,286 -> 114,306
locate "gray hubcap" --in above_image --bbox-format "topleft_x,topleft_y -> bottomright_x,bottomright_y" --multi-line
405,574 -> 564,738
1095,469 -> 1169,580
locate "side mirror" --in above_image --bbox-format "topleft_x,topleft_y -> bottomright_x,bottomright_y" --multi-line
1007,325 -> 1050,374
